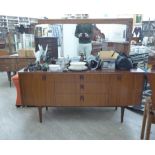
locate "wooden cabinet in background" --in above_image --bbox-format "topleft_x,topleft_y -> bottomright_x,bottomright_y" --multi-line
0,56 -> 35,86
92,41 -> 130,56
105,41 -> 130,54
35,37 -> 58,59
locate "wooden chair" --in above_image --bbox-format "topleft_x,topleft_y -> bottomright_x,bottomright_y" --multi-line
141,73 -> 155,140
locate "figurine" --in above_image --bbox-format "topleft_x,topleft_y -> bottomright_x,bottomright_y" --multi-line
35,44 -> 48,63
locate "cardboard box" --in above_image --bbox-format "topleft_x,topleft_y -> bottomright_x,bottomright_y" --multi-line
18,48 -> 35,57
99,50 -> 119,60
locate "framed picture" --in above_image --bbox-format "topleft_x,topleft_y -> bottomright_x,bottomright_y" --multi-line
136,14 -> 142,23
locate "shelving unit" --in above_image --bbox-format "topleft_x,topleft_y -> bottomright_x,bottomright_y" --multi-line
19,17 -> 30,25
0,15 -> 38,33
0,15 -> 38,53
0,16 -> 8,37
142,20 -> 155,37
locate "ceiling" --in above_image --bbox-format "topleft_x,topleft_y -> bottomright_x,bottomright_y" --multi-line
0,0 -> 154,19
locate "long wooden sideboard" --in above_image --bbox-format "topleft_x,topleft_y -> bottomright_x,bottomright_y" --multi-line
0,55 -> 35,86
18,70 -> 144,123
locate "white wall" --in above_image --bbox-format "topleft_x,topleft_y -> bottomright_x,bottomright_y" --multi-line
63,24 -> 78,57
96,24 -> 126,42
1,0 -> 155,18
143,14 -> 155,21
62,24 -> 127,57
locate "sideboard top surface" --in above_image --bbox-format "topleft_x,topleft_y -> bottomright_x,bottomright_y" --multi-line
18,68 -> 145,75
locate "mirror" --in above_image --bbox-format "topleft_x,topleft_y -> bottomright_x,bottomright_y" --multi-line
63,24 -> 127,57
35,18 -> 132,58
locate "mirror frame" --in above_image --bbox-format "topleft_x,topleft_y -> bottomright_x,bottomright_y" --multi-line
38,18 -> 132,25
37,18 -> 133,55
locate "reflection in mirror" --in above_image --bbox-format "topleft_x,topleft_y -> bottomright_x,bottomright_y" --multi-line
35,24 -> 128,58
63,24 -> 128,57
35,24 -> 63,59
96,24 -> 127,42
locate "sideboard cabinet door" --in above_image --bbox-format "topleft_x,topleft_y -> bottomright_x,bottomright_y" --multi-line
106,73 -> 122,106
19,73 -> 47,106
54,74 -> 80,106
45,74 -> 55,106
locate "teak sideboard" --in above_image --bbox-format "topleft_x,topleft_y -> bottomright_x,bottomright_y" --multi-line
18,70 -> 144,122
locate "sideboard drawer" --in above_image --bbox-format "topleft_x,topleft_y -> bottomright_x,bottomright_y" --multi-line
79,82 -> 102,94
55,94 -> 80,106
79,74 -> 101,82
54,74 -> 79,82
55,82 -> 80,94
80,94 -> 108,106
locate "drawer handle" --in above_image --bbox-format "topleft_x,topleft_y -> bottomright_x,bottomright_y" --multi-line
80,84 -> 84,90
80,95 -> 84,102
42,75 -> 46,81
80,75 -> 84,80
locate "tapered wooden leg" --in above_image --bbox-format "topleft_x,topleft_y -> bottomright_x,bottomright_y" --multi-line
115,107 -> 117,110
140,104 -> 147,139
145,114 -> 152,140
46,106 -> 48,111
121,107 -> 125,123
38,107 -> 42,123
